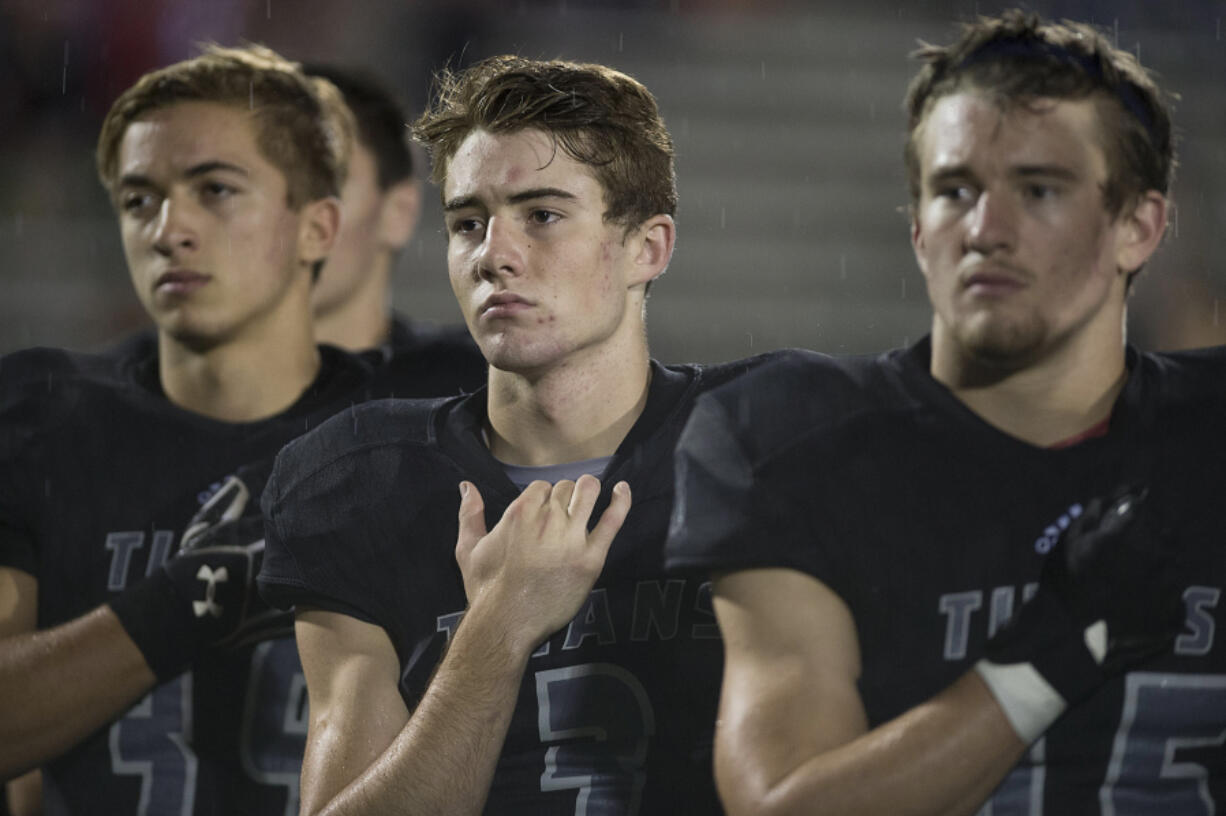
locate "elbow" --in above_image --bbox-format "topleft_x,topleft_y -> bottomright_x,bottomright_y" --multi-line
718,771 -> 804,816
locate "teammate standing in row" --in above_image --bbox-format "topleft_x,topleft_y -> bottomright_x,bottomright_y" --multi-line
260,55 -> 751,813
302,63 -> 485,392
668,11 -> 1210,814
0,45 -> 472,815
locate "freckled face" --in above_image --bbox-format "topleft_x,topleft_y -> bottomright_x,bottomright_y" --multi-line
115,101 -> 310,347
443,128 -> 638,375
912,92 -> 1131,368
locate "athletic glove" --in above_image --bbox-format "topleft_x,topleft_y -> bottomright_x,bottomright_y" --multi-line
109,464 -> 291,682
975,488 -> 1184,742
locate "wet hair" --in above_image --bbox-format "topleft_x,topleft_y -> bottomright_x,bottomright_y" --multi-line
903,9 -> 1175,217
303,63 -> 413,190
96,43 -> 351,209
412,55 -> 676,230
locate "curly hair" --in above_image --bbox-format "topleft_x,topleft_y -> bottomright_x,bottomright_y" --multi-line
413,55 -> 676,229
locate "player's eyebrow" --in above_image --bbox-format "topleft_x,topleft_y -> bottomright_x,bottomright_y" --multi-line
926,164 -> 977,187
1010,164 -> 1080,181
506,187 -> 577,205
184,160 -> 249,179
117,161 -> 248,190
444,187 -> 578,212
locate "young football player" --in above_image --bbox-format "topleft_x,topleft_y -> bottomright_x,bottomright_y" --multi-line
259,55 -> 751,814
667,12 -> 1208,815
0,45 -> 361,814
302,63 -> 484,394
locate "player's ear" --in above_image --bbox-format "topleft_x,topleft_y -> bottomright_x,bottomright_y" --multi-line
629,214 -> 675,287
910,208 -> 932,280
1114,190 -> 1167,276
298,196 -> 342,267
379,178 -> 421,252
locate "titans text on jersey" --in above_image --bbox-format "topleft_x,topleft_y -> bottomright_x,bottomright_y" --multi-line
667,340 -> 1226,816
260,359 -> 764,816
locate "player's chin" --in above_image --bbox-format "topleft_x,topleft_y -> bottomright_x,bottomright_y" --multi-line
960,318 -> 1046,368
481,337 -> 567,377
158,314 -> 238,353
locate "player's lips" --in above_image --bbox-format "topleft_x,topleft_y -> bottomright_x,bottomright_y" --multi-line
154,269 -> 211,296
961,265 -> 1027,296
479,292 -> 534,319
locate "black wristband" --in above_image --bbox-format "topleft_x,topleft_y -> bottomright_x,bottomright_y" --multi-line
108,569 -> 201,683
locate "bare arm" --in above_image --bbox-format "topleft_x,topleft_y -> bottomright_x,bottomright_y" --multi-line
713,568 -> 1025,816
297,603 -> 532,815
0,566 -> 156,780
299,475 -> 631,816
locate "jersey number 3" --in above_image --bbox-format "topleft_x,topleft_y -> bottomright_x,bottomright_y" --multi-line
535,663 -> 656,816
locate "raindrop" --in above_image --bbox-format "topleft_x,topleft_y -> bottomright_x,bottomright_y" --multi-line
1113,18 -> 1119,47
760,61 -> 766,81
15,214 -> 23,238
1215,300 -> 1220,327
746,332 -> 754,348
901,277 -> 907,299
267,0 -> 272,18
618,32 -> 624,53
840,253 -> 847,280
720,208 -> 726,229
62,41 -> 70,95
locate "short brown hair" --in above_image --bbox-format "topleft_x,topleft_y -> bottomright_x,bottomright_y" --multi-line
903,10 -> 1175,217
412,55 -> 676,229
96,44 -> 351,209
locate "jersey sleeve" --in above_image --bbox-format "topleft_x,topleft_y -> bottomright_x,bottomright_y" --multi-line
0,350 -> 62,576
665,352 -> 859,584
258,399 -> 450,633
259,427 -> 387,625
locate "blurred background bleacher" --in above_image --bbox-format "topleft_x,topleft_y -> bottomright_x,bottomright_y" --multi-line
2,0 -> 1223,361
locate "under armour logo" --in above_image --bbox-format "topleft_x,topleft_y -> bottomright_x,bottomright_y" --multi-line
192,565 -> 229,618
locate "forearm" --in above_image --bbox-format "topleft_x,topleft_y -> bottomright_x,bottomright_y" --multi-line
730,672 -> 1026,816
310,604 -> 531,816
0,606 -> 156,778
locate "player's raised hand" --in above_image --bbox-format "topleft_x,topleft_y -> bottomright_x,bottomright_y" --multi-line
977,487 -> 1184,743
455,475 -> 631,652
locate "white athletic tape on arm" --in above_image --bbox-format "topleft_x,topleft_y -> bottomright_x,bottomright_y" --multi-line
1083,620 -> 1108,664
974,659 -> 1067,744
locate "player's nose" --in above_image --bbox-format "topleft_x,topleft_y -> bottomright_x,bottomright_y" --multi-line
475,215 -> 523,281
152,194 -> 199,258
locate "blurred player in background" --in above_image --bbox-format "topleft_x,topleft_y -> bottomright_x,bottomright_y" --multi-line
260,55 -> 751,814
302,63 -> 485,392
0,45 -> 363,815
668,11 -> 1211,815
108,61 -> 486,394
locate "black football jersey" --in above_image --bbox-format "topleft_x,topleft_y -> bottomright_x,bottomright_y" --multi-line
260,359 -> 761,815
364,312 -> 486,398
667,339 -> 1226,815
0,345 -> 371,816
105,312 -> 486,401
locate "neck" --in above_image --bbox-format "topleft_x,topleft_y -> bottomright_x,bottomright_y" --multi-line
158,295 -> 320,423
931,320 -> 1128,447
485,333 -> 652,467
312,254 -> 393,351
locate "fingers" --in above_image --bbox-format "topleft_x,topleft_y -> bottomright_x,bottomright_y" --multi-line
588,481 -> 632,555
565,474 -> 601,519
455,481 -> 488,565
